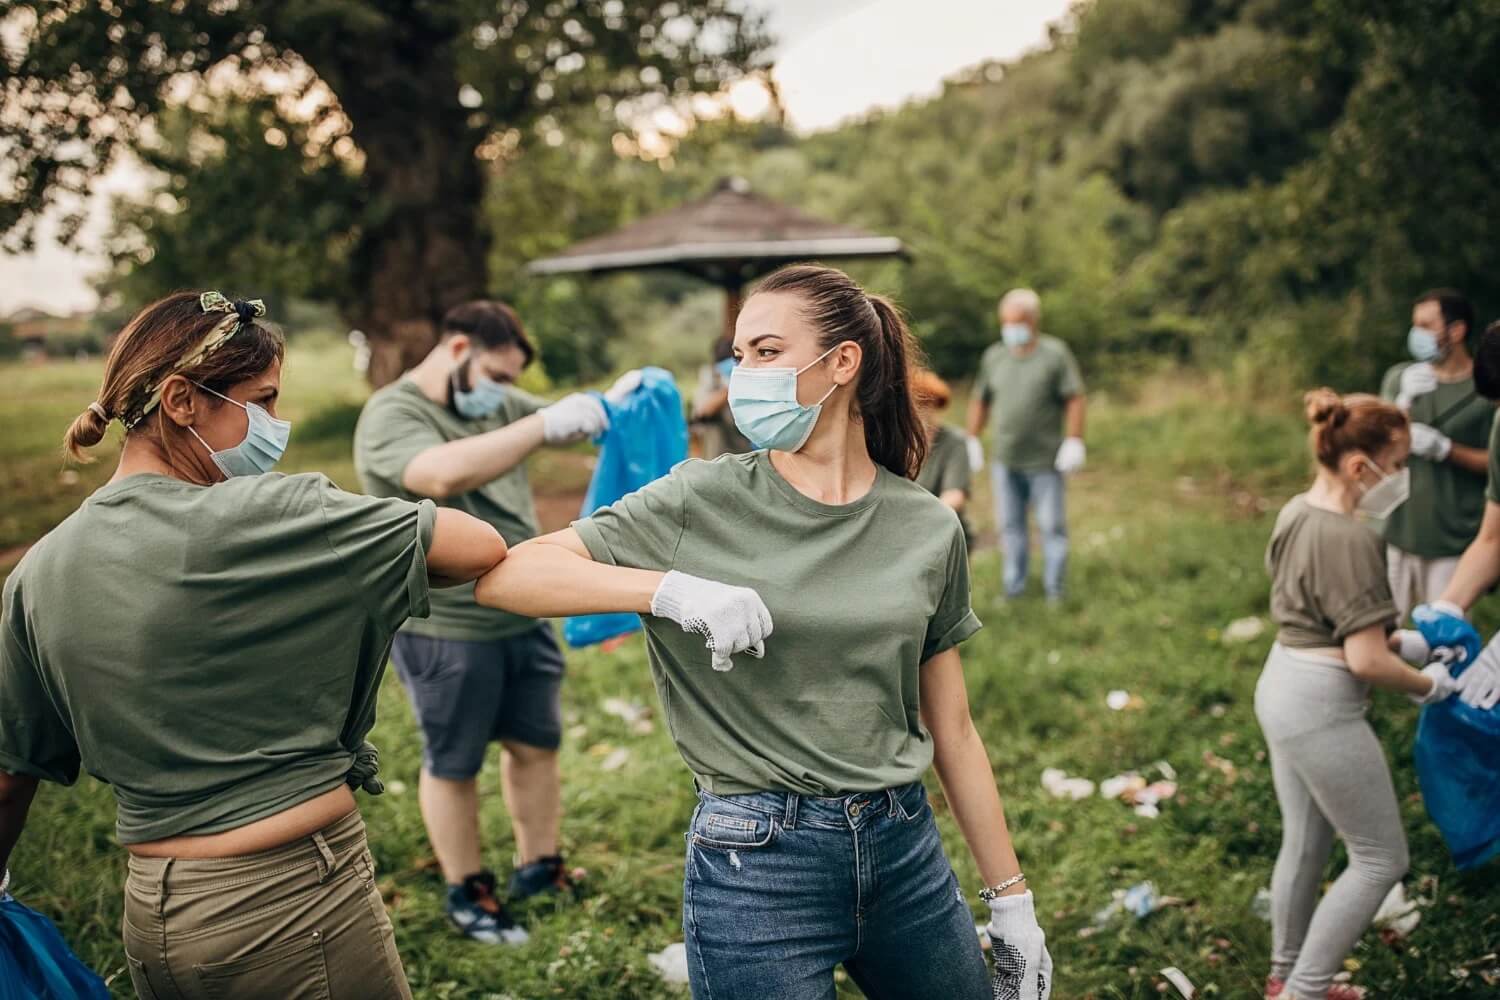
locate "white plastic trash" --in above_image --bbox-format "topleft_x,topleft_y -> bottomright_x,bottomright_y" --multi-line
649,942 -> 691,985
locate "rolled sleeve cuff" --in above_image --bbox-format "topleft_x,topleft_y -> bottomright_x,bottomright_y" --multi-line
571,518 -> 618,567
926,609 -> 983,661
0,748 -> 77,787
1331,600 -> 1398,642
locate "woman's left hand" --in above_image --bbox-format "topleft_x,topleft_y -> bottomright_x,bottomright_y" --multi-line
986,890 -> 1052,1000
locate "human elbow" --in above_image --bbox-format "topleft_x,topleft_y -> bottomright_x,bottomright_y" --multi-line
1344,646 -> 1382,680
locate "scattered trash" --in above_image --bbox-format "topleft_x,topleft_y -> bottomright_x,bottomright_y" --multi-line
1153,760 -> 1178,781
1090,881 -> 1184,928
1159,966 -> 1196,998
1041,767 -> 1096,800
601,697 -> 655,735
1252,887 -> 1272,921
1373,883 -> 1422,940
601,748 -> 631,772
1105,689 -> 1145,711
1099,771 -> 1178,817
1222,616 -> 1266,644
1202,750 -> 1239,783
647,942 -> 690,985
386,780 -> 407,796
1209,703 -> 1228,718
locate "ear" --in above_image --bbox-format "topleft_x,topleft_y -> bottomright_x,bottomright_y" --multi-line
157,375 -> 199,428
447,333 -> 471,360
831,340 -> 863,386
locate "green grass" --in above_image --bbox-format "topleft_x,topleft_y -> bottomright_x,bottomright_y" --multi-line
5,353 -> 1499,998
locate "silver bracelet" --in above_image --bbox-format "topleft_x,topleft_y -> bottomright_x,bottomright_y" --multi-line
978,872 -> 1026,901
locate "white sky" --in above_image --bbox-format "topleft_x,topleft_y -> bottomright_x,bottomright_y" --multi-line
0,0 -> 1071,315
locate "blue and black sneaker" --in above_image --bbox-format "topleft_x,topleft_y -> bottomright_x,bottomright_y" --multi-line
508,854 -> 582,903
445,871 -> 529,946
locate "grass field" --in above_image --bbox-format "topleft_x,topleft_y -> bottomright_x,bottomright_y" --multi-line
3,340 -> 1498,999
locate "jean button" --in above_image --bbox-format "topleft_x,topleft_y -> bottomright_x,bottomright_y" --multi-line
848,801 -> 863,817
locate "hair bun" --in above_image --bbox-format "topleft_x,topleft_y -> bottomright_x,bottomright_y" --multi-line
1303,387 -> 1347,427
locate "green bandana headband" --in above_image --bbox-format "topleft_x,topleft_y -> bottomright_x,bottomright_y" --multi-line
121,292 -> 266,429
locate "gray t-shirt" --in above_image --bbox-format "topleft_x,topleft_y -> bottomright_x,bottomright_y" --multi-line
976,335 -> 1084,470
1266,494 -> 1397,649
915,425 -> 973,546
574,451 -> 980,797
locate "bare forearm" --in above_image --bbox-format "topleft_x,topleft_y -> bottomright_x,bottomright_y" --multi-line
404,414 -> 546,498
1346,630 -> 1436,697
1440,504 -> 1500,610
931,719 -> 1023,891
1446,442 -> 1488,476
1065,395 -> 1086,439
0,775 -> 39,875
474,537 -> 661,618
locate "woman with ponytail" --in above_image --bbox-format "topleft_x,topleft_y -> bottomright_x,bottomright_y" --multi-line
1256,389 -> 1458,1000
1,291 -> 507,998
474,264 -> 1050,999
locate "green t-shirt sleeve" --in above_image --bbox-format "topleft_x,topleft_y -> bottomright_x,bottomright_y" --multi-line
1487,411 -> 1500,504
1378,363 -> 1405,402
357,394 -> 446,494
1056,341 -> 1085,399
1324,529 -> 1398,641
573,467 -> 688,571
0,576 -> 80,785
316,478 -> 437,631
922,523 -> 983,662
936,436 -> 971,495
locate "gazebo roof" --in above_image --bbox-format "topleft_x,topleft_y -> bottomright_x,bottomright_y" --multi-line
527,177 -> 905,288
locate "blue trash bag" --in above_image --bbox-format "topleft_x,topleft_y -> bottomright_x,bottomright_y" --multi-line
563,367 -> 688,649
0,894 -> 110,1000
1415,652 -> 1500,870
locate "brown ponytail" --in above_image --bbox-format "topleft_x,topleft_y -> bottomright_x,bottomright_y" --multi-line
64,291 -> 285,463
1303,387 -> 1408,469
754,264 -> 929,478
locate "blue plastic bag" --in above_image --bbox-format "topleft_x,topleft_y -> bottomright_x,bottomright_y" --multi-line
1414,654 -> 1500,870
563,367 -> 688,648
0,895 -> 110,1000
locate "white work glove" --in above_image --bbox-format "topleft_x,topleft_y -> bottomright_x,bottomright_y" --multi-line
1396,362 -> 1438,410
650,570 -> 772,672
1408,422 -> 1452,462
540,393 -> 609,444
1391,629 -> 1431,665
1054,436 -> 1086,475
1457,635 -> 1500,710
1410,662 -> 1457,705
986,890 -> 1053,1000
965,435 -> 984,474
604,369 -> 644,405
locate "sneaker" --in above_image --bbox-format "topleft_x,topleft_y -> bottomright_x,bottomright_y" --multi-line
445,871 -> 529,946
509,854 -> 582,902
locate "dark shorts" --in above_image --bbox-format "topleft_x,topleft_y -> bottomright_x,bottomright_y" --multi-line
391,624 -> 565,779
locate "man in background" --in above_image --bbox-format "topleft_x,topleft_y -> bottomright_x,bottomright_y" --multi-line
1378,288 -> 1491,615
966,287 -> 1087,602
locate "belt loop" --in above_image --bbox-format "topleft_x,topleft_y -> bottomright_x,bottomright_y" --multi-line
782,792 -> 799,830
885,787 -> 899,818
312,831 -> 336,884
156,858 -> 173,918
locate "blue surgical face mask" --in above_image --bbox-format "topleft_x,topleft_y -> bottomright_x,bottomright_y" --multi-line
452,360 -> 509,419
1002,323 -> 1033,348
1407,325 -> 1445,363
728,343 -> 841,452
187,382 -> 292,478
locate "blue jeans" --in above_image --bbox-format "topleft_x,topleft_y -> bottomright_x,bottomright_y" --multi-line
992,464 -> 1068,599
682,783 -> 989,1000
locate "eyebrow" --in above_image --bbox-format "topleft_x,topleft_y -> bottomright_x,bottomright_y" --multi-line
746,333 -> 782,348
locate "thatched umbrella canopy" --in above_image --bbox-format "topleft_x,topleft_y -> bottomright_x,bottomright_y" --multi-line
528,177 -> 906,340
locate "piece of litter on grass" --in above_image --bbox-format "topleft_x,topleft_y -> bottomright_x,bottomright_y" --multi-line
1252,887 -> 1272,921
386,780 -> 407,796
1159,966 -> 1196,998
1209,703 -> 1228,718
1106,689 -> 1130,711
1373,883 -> 1422,938
1222,616 -> 1266,643
1153,760 -> 1178,781
1041,767 -> 1096,800
648,942 -> 690,985
601,748 -> 631,771
601,697 -> 651,725
1100,772 -> 1146,800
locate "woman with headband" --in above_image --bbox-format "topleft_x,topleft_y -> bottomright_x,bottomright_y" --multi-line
0,291 -> 506,998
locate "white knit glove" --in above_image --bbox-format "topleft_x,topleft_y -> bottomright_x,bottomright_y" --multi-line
1409,422 -> 1452,462
986,890 -> 1053,1000
604,370 -> 644,405
1458,636 -> 1500,710
650,570 -> 772,672
965,435 -> 985,473
1410,662 -> 1457,705
540,393 -> 609,444
1054,437 -> 1086,474
1396,363 -> 1438,410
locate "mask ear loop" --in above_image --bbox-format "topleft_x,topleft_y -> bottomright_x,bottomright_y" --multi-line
799,342 -> 847,407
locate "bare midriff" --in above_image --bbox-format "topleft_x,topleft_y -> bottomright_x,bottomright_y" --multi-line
126,786 -> 357,859
1301,646 -> 1347,663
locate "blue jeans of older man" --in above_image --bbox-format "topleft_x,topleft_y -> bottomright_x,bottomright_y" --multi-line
992,464 -> 1068,599
681,782 -> 989,1000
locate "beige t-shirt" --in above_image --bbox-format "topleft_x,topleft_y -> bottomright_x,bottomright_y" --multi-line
1266,494 -> 1397,648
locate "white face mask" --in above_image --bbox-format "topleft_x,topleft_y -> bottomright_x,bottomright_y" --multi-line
1356,457 -> 1410,519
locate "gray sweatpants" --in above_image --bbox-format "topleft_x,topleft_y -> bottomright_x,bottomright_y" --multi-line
1253,644 -> 1410,998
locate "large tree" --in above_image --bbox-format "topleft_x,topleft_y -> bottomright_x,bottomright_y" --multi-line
1,0 -> 770,383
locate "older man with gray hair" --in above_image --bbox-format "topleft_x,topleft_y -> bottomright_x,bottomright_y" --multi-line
966,288 -> 1087,602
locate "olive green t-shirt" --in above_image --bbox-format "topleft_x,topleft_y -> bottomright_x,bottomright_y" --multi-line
1266,494 -> 1397,649
1485,408 -> 1500,504
355,379 -> 544,640
0,472 -> 435,844
915,425 -> 974,546
976,335 -> 1084,470
573,451 -> 981,797
1378,364 -> 1493,558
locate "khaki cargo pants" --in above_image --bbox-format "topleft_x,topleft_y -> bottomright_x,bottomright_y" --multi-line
122,810 -> 412,999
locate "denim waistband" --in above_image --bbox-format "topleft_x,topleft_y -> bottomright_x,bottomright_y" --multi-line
696,782 -> 926,831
